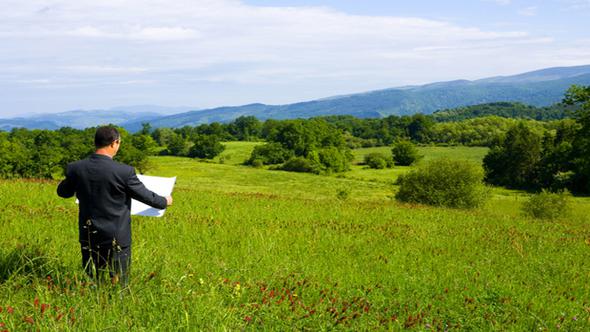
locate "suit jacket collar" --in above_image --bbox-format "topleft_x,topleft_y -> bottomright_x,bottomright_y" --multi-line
91,153 -> 113,160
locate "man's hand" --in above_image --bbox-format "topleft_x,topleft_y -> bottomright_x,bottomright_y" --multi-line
166,196 -> 173,206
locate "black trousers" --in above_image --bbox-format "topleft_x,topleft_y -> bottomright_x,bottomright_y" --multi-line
81,243 -> 131,287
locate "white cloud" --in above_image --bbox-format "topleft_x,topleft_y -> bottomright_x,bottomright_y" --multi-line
518,6 -> 538,16
67,26 -> 199,41
485,0 -> 512,5
0,0 -> 586,114
563,0 -> 590,9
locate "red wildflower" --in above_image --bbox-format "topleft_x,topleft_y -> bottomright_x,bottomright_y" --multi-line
69,307 -> 76,323
6,306 -> 13,314
41,303 -> 50,315
244,316 -> 252,323
34,298 -> 39,308
23,316 -> 34,324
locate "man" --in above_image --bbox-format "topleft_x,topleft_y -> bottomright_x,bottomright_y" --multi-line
57,126 -> 172,286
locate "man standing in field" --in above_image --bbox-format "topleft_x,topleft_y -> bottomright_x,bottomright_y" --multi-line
57,126 -> 172,287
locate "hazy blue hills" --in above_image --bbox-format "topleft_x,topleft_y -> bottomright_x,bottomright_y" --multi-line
0,106 -> 195,131
1,64 -> 590,131
127,65 -> 590,129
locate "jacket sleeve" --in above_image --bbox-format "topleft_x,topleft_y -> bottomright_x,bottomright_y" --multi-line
126,168 -> 168,210
57,164 -> 76,198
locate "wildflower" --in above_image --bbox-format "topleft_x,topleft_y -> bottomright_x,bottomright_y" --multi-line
23,316 -> 34,324
41,303 -> 50,315
244,316 -> 252,323
199,278 -> 205,285
34,298 -> 39,308
6,306 -> 13,314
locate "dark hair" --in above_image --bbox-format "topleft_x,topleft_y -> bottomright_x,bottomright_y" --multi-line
95,126 -> 121,148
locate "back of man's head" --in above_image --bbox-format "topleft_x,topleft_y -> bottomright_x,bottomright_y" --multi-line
95,126 -> 120,149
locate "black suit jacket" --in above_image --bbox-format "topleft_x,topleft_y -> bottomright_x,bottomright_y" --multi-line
57,153 -> 167,247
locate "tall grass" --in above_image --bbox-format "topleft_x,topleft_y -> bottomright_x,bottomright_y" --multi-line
1,146 -> 589,330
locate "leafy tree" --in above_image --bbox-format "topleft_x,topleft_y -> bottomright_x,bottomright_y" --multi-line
229,116 -> 262,141
131,134 -> 158,155
483,122 -> 542,189
152,127 -> 176,146
563,85 -> 590,193
139,122 -> 152,135
187,135 -> 225,159
391,140 -> 422,166
166,133 -> 189,156
407,114 -> 434,142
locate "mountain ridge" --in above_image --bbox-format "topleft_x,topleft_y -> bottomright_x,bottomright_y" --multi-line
2,64 -> 590,131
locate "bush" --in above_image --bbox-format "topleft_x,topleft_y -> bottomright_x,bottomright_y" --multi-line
247,143 -> 294,165
280,157 -> 320,174
395,158 -> 489,208
364,152 -> 394,169
187,135 -> 225,159
316,147 -> 353,173
522,190 -> 571,220
392,140 -> 422,166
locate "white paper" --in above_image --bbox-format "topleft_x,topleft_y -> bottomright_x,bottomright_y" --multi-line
131,175 -> 176,217
75,175 -> 176,217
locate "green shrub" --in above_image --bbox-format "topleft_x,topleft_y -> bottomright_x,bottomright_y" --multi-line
522,190 -> 571,220
392,140 -> 422,166
280,157 -> 320,174
364,152 -> 394,169
395,158 -> 489,208
247,142 -> 293,165
317,147 -> 353,173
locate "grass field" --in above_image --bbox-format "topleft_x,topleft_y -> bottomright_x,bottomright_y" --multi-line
1,143 -> 589,330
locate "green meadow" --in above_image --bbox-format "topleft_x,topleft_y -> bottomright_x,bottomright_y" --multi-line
1,143 -> 589,330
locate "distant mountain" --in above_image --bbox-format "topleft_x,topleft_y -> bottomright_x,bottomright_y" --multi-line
128,65 -> 590,129
0,105 -> 195,131
2,65 -> 590,131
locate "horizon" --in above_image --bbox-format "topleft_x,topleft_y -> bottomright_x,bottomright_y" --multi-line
1,0 -> 589,117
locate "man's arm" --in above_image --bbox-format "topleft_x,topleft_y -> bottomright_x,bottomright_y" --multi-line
57,165 -> 76,198
126,169 -> 169,210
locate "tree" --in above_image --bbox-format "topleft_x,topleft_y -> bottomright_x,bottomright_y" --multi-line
483,122 -> 542,189
166,133 -> 189,156
563,85 -> 590,193
139,122 -> 152,135
187,135 -> 225,159
391,140 -> 422,166
229,116 -> 262,141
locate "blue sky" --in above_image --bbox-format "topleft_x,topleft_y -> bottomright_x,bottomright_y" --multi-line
0,0 -> 589,116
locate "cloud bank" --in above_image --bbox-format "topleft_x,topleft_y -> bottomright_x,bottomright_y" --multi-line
0,0 -> 588,115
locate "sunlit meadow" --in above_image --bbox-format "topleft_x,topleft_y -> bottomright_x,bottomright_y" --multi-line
1,144 -> 589,330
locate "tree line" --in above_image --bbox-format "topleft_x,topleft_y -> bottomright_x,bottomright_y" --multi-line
0,86 -> 588,194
